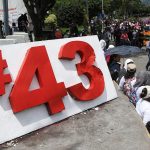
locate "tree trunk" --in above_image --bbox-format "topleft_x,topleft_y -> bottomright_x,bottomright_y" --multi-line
23,0 -> 56,41
23,1 -> 43,41
31,14 -> 43,41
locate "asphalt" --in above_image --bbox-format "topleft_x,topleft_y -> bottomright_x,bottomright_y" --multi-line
0,54 -> 150,150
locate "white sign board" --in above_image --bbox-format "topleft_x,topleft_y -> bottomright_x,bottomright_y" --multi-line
0,36 -> 117,144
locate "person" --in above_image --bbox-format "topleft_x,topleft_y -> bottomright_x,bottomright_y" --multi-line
55,28 -> 62,39
132,29 -> 138,46
118,59 -> 135,83
120,30 -> 130,45
0,20 -> 3,38
114,26 -> 121,46
119,63 -> 137,106
69,22 -> 79,37
63,30 -> 70,38
105,45 -> 115,63
12,22 -> 18,32
146,42 -> 150,70
136,86 -> 150,133
18,14 -> 28,32
108,54 -> 121,81
103,28 -> 110,49
99,39 -> 106,52
134,71 -> 150,89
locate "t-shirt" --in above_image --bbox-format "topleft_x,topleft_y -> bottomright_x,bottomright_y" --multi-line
120,33 -> 129,40
136,99 -> 150,125
119,76 -> 137,105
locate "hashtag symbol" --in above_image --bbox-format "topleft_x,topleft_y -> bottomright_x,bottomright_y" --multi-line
0,51 -> 12,95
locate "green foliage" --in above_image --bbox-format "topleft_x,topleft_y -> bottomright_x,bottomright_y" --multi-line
51,0 -> 150,28
54,0 -> 84,27
45,14 -> 57,29
87,0 -> 101,19
45,14 -> 57,24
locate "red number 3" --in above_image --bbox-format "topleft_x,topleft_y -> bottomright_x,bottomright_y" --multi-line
59,41 -> 105,101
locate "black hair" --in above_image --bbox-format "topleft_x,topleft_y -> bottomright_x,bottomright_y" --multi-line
140,88 -> 147,98
108,54 -> 120,66
146,121 -> 150,134
124,69 -> 136,79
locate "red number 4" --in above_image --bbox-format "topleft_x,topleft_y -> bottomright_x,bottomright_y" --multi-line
9,46 -> 67,115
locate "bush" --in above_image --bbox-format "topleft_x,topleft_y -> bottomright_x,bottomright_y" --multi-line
44,14 -> 57,30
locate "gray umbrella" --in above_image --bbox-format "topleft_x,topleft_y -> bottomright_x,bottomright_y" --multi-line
105,46 -> 144,56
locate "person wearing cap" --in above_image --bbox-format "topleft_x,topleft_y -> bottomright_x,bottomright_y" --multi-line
119,62 -> 137,106
105,45 -> 115,63
99,40 -> 107,52
117,59 -> 134,83
136,86 -> 150,133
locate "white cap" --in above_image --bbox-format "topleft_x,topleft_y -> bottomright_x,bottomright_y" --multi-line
108,45 -> 115,50
124,59 -> 134,70
127,63 -> 136,71
99,40 -> 106,50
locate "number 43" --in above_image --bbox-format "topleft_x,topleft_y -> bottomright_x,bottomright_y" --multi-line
9,41 -> 105,115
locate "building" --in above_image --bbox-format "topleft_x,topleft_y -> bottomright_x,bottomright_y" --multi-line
0,0 -> 27,24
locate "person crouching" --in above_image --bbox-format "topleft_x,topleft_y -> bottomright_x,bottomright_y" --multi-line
119,63 -> 137,106
136,86 -> 150,134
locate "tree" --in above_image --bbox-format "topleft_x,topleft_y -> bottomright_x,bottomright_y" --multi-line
23,0 -> 56,40
110,0 -> 143,18
55,0 -> 84,27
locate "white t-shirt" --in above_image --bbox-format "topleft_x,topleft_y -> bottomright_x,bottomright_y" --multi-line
118,76 -> 136,91
136,99 -> 150,125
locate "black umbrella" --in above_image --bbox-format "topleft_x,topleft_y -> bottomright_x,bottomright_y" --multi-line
105,45 -> 144,56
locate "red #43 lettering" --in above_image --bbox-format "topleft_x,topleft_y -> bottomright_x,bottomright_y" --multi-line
9,46 -> 67,115
0,51 -> 12,95
59,41 -> 105,101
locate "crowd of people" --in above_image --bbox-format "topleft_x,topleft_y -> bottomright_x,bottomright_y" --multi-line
0,15 -> 150,47
102,40 -> 150,134
50,18 -> 149,50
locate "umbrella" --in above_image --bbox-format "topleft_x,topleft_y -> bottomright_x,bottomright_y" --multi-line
105,46 -> 144,57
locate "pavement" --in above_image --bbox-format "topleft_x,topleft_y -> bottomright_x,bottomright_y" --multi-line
0,54 -> 150,150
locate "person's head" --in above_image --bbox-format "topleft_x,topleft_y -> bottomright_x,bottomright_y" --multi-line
113,54 -> 121,62
108,54 -> 121,66
99,40 -> 106,50
107,45 -> 115,50
124,59 -> 134,70
125,63 -> 136,79
139,86 -> 150,102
